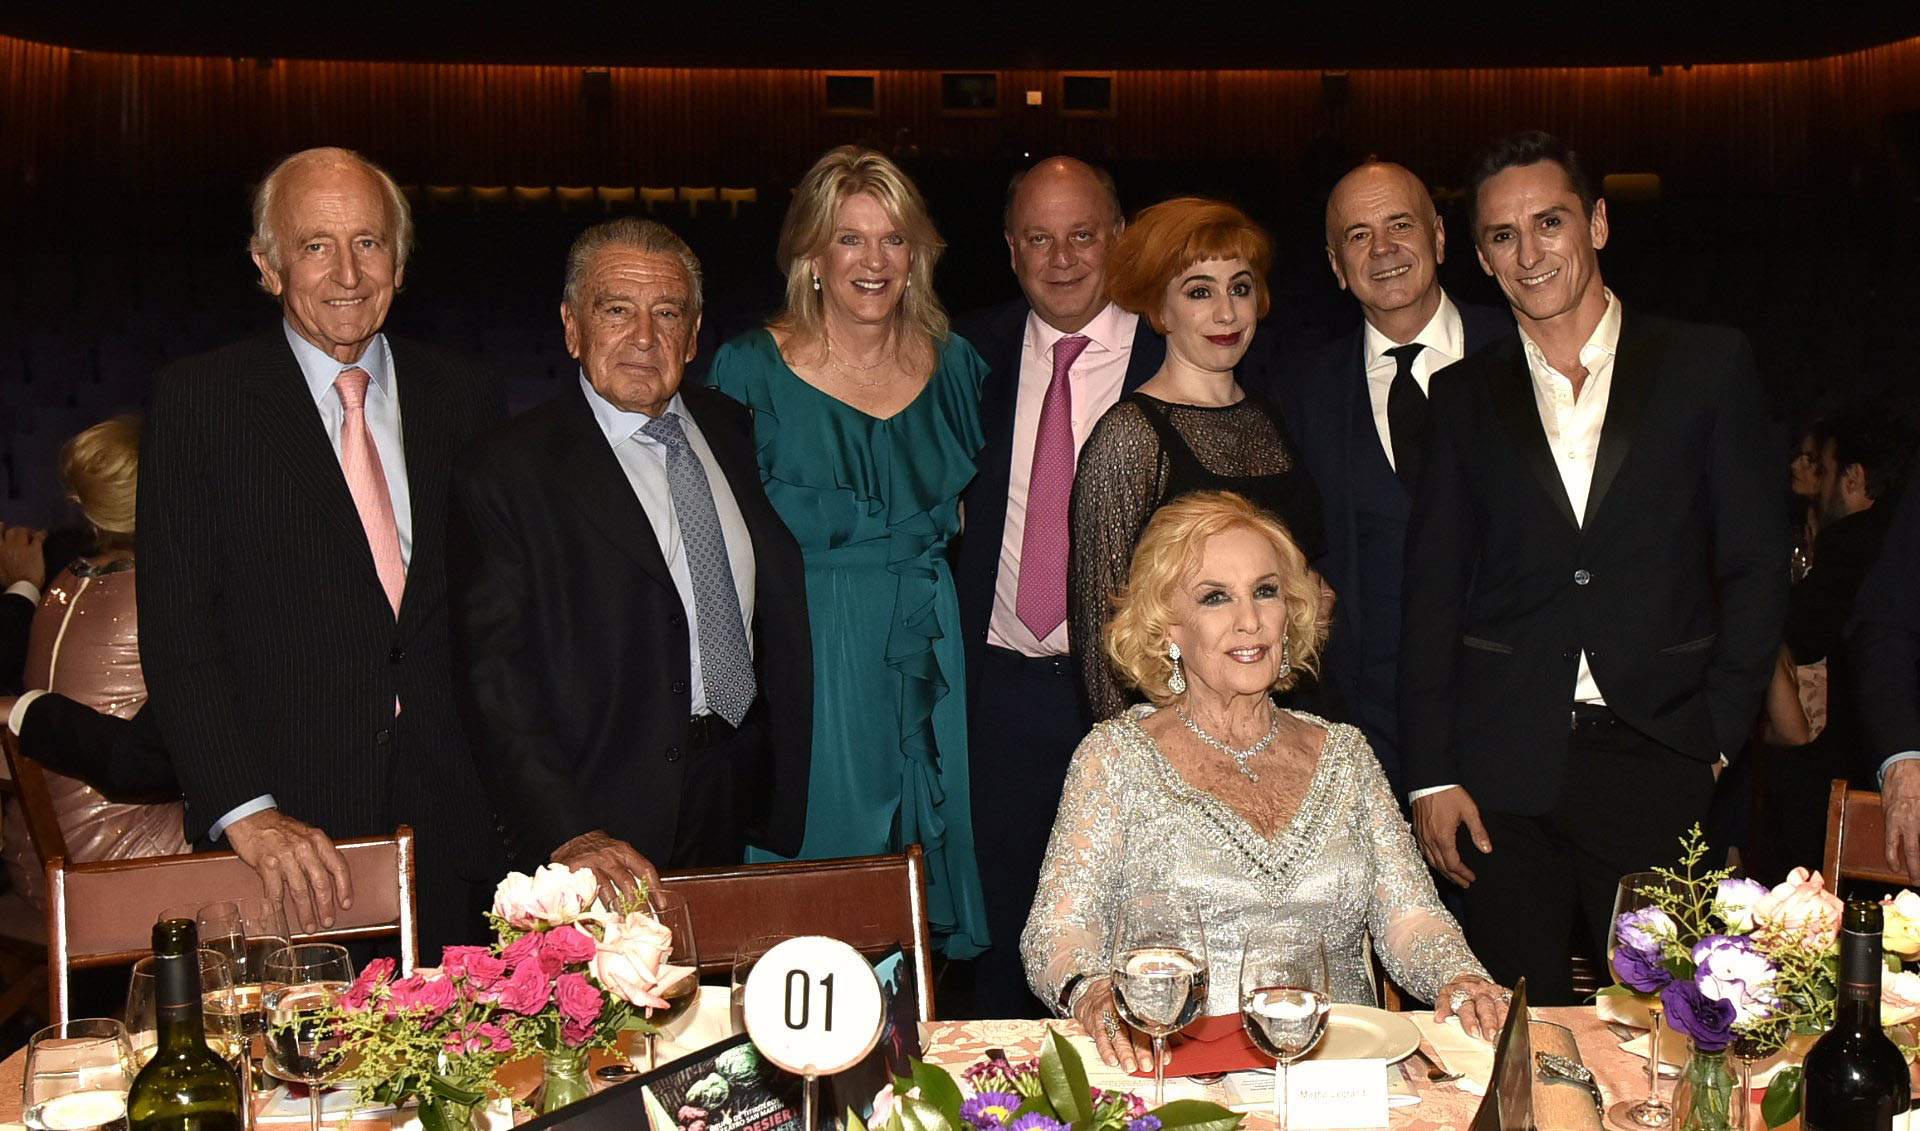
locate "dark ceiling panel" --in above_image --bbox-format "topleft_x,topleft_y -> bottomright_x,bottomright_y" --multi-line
6,1 -> 1917,69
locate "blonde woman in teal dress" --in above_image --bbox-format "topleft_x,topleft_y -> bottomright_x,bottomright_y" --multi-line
706,146 -> 989,958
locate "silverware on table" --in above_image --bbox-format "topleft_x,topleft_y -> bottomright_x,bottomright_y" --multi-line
1536,1051 -> 1606,1116
1411,1041 -> 1463,1083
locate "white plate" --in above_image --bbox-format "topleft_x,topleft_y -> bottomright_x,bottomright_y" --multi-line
1299,1004 -> 1421,1064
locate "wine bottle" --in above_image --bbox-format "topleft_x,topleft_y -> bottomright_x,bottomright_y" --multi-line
128,919 -> 244,1131
1801,900 -> 1909,1131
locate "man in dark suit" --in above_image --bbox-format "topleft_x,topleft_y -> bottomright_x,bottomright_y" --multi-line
139,147 -> 505,947
1257,162 -> 1508,793
5,693 -> 174,799
0,522 -> 47,696
1850,439 -> 1920,881
953,157 -> 1163,1017
1399,132 -> 1785,1004
448,218 -> 811,904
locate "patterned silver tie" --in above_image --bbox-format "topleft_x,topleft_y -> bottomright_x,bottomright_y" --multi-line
640,413 -> 757,726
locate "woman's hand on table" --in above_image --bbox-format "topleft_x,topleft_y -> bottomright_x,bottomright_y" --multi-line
1433,974 -> 1511,1040
1071,977 -> 1161,1072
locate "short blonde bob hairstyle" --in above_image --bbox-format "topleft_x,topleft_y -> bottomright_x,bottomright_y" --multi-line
1105,197 -> 1273,334
60,415 -> 141,549
769,145 -> 949,350
1104,491 -> 1321,706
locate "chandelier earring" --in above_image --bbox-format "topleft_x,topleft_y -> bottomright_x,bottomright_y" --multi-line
1275,628 -> 1292,680
1167,641 -> 1187,696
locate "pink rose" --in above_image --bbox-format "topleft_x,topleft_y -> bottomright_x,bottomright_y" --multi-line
384,974 -> 426,1018
1753,867 -> 1844,952
339,956 -> 396,1012
501,931 -> 541,969
545,924 -> 598,966
411,975 -> 457,1024
1885,970 -> 1920,1027
492,863 -> 600,929
554,972 -> 605,1039
444,946 -> 509,991
494,955 -> 554,1015
589,909 -> 694,1011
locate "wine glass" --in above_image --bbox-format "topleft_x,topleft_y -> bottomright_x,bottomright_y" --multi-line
127,949 -> 242,1070
1109,892 -> 1209,1106
1239,928 -> 1330,1131
23,1018 -> 135,1131
1609,871 -> 1675,1129
730,934 -> 788,1035
641,889 -> 700,1070
261,943 -> 355,1131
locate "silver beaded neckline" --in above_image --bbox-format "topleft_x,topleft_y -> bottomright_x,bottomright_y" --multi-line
1175,699 -> 1281,781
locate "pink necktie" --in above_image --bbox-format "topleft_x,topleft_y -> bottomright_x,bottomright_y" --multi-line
1016,334 -> 1090,639
334,367 -> 406,618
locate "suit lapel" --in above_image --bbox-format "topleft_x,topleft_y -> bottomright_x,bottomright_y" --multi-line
391,340 -> 450,634
1123,315 -> 1162,392
974,306 -> 1026,516
1485,342 -> 1580,529
247,335 -> 394,596
549,386 -> 676,592
1583,309 -> 1657,528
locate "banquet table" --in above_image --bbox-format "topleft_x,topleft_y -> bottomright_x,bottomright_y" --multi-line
0,1005 -> 1802,1130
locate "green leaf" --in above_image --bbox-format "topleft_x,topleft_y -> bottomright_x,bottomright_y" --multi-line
426,1076 -> 486,1106
911,1059 -> 966,1118
897,1096 -> 956,1131
1762,1068 -> 1801,1128
1037,1029 -> 1091,1129
1149,1099 -> 1244,1131
847,1110 -> 871,1131
418,1103 -> 450,1131
1594,984 -> 1635,997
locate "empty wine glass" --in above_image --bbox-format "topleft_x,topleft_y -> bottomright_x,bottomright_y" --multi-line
1239,928 -> 1330,1131
23,1018 -> 135,1131
1110,892 -> 1209,1106
1610,871 -> 1675,1129
730,934 -> 788,1035
641,889 -> 699,1070
261,943 -> 355,1131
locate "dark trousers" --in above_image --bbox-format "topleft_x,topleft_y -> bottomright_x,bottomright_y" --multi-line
1456,713 -> 1717,1005
963,646 -> 1090,1018
667,708 -> 765,869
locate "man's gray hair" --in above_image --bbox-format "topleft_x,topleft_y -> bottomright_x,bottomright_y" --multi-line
249,147 -> 413,275
563,217 -> 705,317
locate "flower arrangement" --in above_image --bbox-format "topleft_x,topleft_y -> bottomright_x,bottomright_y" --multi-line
311,863 -> 696,1130
1606,826 -> 1920,1127
853,1029 -> 1240,1131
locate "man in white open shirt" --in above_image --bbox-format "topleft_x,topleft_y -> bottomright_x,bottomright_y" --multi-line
1398,132 -> 1785,1004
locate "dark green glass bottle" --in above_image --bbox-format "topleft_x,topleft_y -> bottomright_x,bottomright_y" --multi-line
127,919 -> 243,1131
1801,900 -> 1909,1131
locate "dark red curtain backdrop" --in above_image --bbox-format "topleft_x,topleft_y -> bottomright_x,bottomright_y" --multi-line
4,33 -> 1917,204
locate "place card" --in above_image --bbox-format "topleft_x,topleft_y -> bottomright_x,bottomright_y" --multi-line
1279,1058 -> 1390,1129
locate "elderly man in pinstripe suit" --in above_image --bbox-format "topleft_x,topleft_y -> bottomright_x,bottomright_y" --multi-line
138,147 -> 505,949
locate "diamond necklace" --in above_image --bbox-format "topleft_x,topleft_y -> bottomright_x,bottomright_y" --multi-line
1175,699 -> 1281,781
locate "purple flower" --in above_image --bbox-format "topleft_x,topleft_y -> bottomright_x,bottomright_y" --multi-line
1662,978 -> 1737,1052
1006,1116 -> 1067,1131
1612,944 -> 1673,993
1714,878 -> 1771,933
1127,1118 -> 1162,1131
959,1092 -> 1024,1129
1691,935 -> 1778,1026
1613,907 -> 1676,992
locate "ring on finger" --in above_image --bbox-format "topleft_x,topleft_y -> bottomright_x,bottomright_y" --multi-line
1448,988 -> 1472,1011
1102,1011 -> 1121,1042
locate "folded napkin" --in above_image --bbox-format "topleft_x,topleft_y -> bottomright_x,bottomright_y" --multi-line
652,984 -> 738,1061
1125,1014 -> 1269,1079
1411,1013 -> 1497,1096
1070,1031 -> 1215,1103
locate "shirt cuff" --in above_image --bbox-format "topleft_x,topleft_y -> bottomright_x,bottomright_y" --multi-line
1407,784 -> 1460,802
209,795 -> 278,841
5,581 -> 40,604
7,689 -> 47,736
1879,753 -> 1920,788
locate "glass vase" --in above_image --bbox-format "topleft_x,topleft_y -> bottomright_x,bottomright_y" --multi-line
1672,1047 -> 1737,1131
417,1097 -> 487,1131
533,1046 -> 593,1115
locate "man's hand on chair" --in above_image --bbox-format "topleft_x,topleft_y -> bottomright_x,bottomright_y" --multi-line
227,810 -> 354,932
552,830 -> 660,909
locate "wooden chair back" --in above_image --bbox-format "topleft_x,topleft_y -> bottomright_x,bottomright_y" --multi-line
48,827 -> 419,1022
1,725 -> 70,869
661,846 -> 935,1021
1824,779 -> 1909,894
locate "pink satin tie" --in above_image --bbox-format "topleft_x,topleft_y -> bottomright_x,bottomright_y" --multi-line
1016,333 -> 1090,639
334,366 -> 407,617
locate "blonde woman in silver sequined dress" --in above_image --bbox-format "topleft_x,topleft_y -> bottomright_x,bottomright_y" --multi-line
1021,491 -> 1507,1070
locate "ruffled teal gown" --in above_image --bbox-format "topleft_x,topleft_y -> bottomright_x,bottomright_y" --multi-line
706,329 -> 991,959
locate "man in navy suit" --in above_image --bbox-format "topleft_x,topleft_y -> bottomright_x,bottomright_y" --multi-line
953,157 -> 1163,1017
1259,162 -> 1509,794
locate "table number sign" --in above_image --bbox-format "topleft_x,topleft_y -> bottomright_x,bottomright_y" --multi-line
741,936 -> 886,1077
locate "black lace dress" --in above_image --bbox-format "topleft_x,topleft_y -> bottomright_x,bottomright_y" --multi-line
1068,390 -> 1331,720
